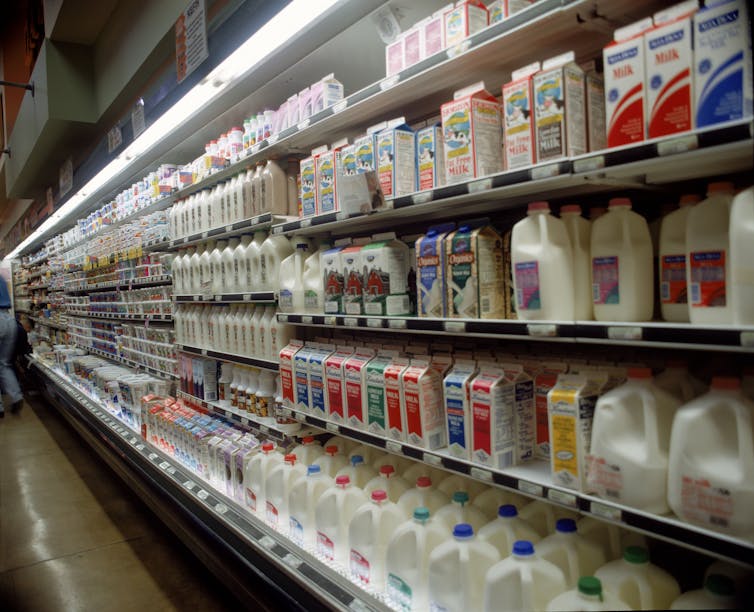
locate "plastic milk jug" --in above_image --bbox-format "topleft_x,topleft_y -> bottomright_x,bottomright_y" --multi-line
428,523 -> 500,612
590,197 -> 653,321
364,464 -> 411,503
348,490 -> 407,590
671,574 -> 738,610
588,367 -> 680,513
478,504 -> 541,557
336,455 -> 378,489
560,204 -> 593,320
398,476 -> 450,515
483,540 -> 567,612
314,445 -> 349,478
730,186 -> 754,324
668,376 -> 754,538
315,475 -> 368,565
288,464 -> 332,549
323,434 -> 359,456
548,576 -> 631,611
436,473 -> 488,499
537,518 -> 606,588
654,361 -> 706,403
511,201 -> 575,320
303,241 -> 329,314
386,507 -> 446,612
686,182 -> 735,323
278,240 -> 308,312
595,546 -> 681,610
265,453 -> 306,530
519,501 -> 579,539
244,442 -> 282,515
705,560 -> 754,606
472,488 -> 527,520
290,436 -> 324,465
435,491 -> 488,532
259,234 -> 294,292
401,461 -> 448,487
577,516 -> 646,562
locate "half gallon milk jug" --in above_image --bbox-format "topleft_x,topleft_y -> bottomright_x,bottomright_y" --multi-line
654,361 -> 706,403
547,576 -> 631,611
511,201 -> 575,320
288,464 -> 332,549
670,574 -> 737,610
428,523 -> 500,612
244,442 -> 282,515
478,504 -> 541,557
591,198 -> 653,322
472,487 -> 527,520
730,186 -> 754,324
364,464 -> 411,503
686,182 -> 735,324
336,455 -> 378,488
323,434 -> 359,456
435,491 -> 488,533
587,367 -> 681,513
668,376 -> 754,538
348,490 -> 407,590
265,453 -> 306,531
483,540 -> 567,612
519,501 -> 579,538
315,474 -> 368,565
536,518 -> 606,587
658,195 -> 700,322
398,476 -> 450,515
262,159 -> 288,216
314,445 -> 349,478
385,507 -> 446,612
595,546 -> 680,610
560,204 -> 593,320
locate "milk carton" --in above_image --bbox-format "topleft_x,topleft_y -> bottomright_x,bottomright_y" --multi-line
355,125 -> 382,174
416,123 -> 446,191
294,343 -> 316,412
534,361 -> 568,461
604,18 -> 654,147
646,2 -> 698,138
534,52 -> 587,162
385,357 -> 411,441
323,239 -> 349,314
342,238 -> 370,315
444,0 -> 489,48
583,61 -> 607,152
403,24 -> 423,69
386,35 -> 404,77
444,359 -> 479,459
308,344 -> 335,418
402,359 -> 446,449
503,62 -> 540,170
344,348 -> 376,429
317,139 -> 348,214
445,220 -> 506,319
377,119 -> 416,199
501,363 -> 535,464
279,339 -> 304,408
300,154 -> 318,217
471,365 -> 516,469
416,223 -> 455,318
423,6 -> 451,57
340,143 -> 357,178
362,232 -> 411,316
441,83 -> 503,184
694,0 -> 753,127
324,345 -> 355,423
315,74 -> 344,112
365,351 -> 399,436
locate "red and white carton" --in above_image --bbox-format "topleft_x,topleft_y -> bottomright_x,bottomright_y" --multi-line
645,1 -> 699,138
503,61 -> 540,169
603,17 -> 654,147
402,359 -> 446,449
444,0 -> 489,49
324,345 -> 356,423
344,347 -> 376,429
280,339 -> 304,408
471,365 -> 516,469
385,357 -> 411,441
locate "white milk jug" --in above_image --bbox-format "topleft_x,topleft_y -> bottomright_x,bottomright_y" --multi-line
290,437 -> 323,465
278,240 -> 308,312
536,518 -> 607,588
591,198 -> 653,322
349,444 -> 384,468
472,487 -> 527,520
577,516 -> 646,562
483,540 -> 567,612
478,504 -> 541,557
402,460 -> 448,487
288,464 -> 332,549
654,361 -> 706,403
686,182 -> 735,324
244,442 -> 282,515
364,465 -> 411,503
348,489 -> 407,591
511,201 -> 575,320
314,445 -> 349,478
265,453 -> 306,531
587,367 -> 681,513
705,561 -> 752,607
335,455 -> 378,489
259,234 -> 294,292
547,576 -> 631,611
560,204 -> 593,320
323,434 -> 359,456
435,491 -> 489,533
428,523 -> 500,612
436,474 -> 488,499
670,574 -> 737,610
519,501 -> 579,538
303,241 -> 329,314
668,376 -> 754,539
730,186 -> 754,324
659,195 -> 700,322
595,546 -> 681,610
314,475 -> 368,566
397,476 -> 450,515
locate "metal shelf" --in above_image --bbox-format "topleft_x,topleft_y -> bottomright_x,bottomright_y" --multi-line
65,275 -> 173,295
166,213 -> 291,250
71,343 -> 177,380
173,292 -> 276,304
67,312 -> 173,322
29,316 -> 68,332
177,344 -> 279,371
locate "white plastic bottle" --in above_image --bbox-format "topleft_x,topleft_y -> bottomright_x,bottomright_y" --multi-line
249,305 -> 264,357
511,201 -> 575,320
221,237 -> 239,294
434,491 -> 489,533
595,546 -> 681,610
199,240 -> 215,296
686,182 -> 735,324
348,444 -> 383,468
436,474 -> 488,500
536,518 -> 606,588
705,561 -> 752,608
670,574 -> 737,610
518,501 -> 580,539
171,250 -> 185,294
315,474 -> 368,566
397,476 -> 450,515
561,204 -> 593,320
243,168 -> 254,218
730,186 -> 754,324
244,442 -> 282,515
478,504 -> 541,557
348,489 -> 407,590
428,523 -> 500,612
258,305 -> 275,360
259,234 -> 294,292
188,245 -> 203,294
654,361 -> 706,403
210,239 -> 227,294
472,487 -> 528,520
244,230 -> 267,291
232,234 -> 251,294
279,240 -> 308,312
336,455 -> 378,489
402,461 -> 448,487
591,197 -> 653,322
290,435 -> 324,465
314,445 -> 349,478
265,453 -> 307,531
659,195 -> 700,322
364,465 -> 411,503
587,367 -> 681,513
668,376 -> 754,538
548,576 -> 631,611
199,189 -> 211,232
304,240 -> 330,314
288,464 -> 333,549
577,516 -> 646,562
483,540 -> 568,612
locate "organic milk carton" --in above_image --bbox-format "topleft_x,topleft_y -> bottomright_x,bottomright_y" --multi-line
547,373 -> 607,491
416,223 -> 455,318
323,239 -> 349,314
534,361 -> 568,461
503,62 -> 540,169
444,360 -> 479,459
445,220 -> 506,319
280,339 -> 304,407
604,18 -> 654,147
645,2 -> 698,138
533,52 -> 587,162
294,343 -> 316,412
377,119 -> 416,199
385,357 -> 411,441
300,154 -> 318,217
441,83 -> 503,184
403,359 -> 446,449
444,0 -> 489,48
500,363 -> 535,464
308,344 -> 335,418
324,345 -> 355,423
342,238 -> 370,315
471,365 -> 516,469
361,232 -> 411,316
694,0 -> 753,127
416,123 -> 446,191
365,351 -> 400,436
583,63 -> 607,152
317,139 -> 348,214
344,347 -> 376,429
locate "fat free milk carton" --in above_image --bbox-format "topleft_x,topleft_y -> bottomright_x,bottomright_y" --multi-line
365,351 -> 400,436
694,0 -> 753,127
279,339 -> 304,407
344,347 -> 376,429
308,344 -> 335,418
503,62 -> 540,169
402,359 -> 446,449
441,82 -> 503,185
471,365 -> 516,469
377,119 -> 416,199
416,223 -> 455,318
416,123 -> 446,191
444,359 -> 479,459
324,345 -> 355,423
444,0 -> 489,48
300,154 -> 318,217
362,232 -> 412,316
317,139 -> 348,214
385,357 -> 411,441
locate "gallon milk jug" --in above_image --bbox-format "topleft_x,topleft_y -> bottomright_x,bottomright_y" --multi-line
336,455 -> 378,488
244,442 -> 282,515
304,240 -> 329,314
596,546 -> 680,610
314,474 -> 368,565
478,504 -> 541,557
483,540 -> 567,612
323,434 -> 359,456
436,473 -> 488,499
536,518 -> 606,588
428,523 -> 500,612
668,376 -> 754,538
658,195 -> 700,322
577,516 -> 646,562
705,560 -> 753,607
686,182 -> 735,324
259,234 -> 294,292
264,453 -> 306,531
591,197 -> 653,322
386,507 -> 446,612
348,444 -> 382,467
435,491 -> 489,533
402,461 -> 448,486
670,574 -> 737,610
364,465 -> 411,503
511,201 -> 575,320
314,445 -> 349,478
548,576 -> 631,611
587,367 -> 681,513
730,186 -> 754,324
288,464 -> 332,549
398,476 -> 450,515
472,487 -> 527,520
519,501 -> 579,538
560,204 -> 593,320
278,240 -> 308,312
654,361 -> 706,403
348,490 -> 407,591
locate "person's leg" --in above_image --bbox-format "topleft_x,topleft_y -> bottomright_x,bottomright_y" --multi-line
0,311 -> 22,414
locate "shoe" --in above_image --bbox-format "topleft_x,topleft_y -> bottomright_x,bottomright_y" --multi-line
10,400 -> 22,414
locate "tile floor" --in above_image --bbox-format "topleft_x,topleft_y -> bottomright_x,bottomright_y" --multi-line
0,397 -> 245,611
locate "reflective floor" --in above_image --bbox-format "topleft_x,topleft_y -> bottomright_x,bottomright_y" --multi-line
0,397 -> 242,611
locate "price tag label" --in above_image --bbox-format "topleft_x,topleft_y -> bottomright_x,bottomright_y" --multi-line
201,348 -> 208,356
239,417 -> 248,426
148,453 -> 158,461
297,119 -> 311,131
573,155 -> 605,173
468,178 -> 492,194
379,75 -> 400,91
166,466 -> 176,475
740,332 -> 754,347
215,295 -> 223,302
607,326 -> 642,341
531,163 -> 561,180
386,440 -> 402,454
326,422 -> 339,433
136,444 -> 145,451
302,316 -> 313,325
215,502 -> 228,515
388,318 -> 407,330
283,552 -> 303,569
470,467 -> 493,482
272,226 -> 283,235
423,452 -> 442,466
201,231 -> 208,239
412,192 -> 433,205
324,316 -> 337,326
527,324 -> 558,337
267,134 -> 279,145
260,424 -> 270,434
366,318 -> 384,329
259,535 -> 276,550
444,321 -> 466,333
547,488 -> 578,508
518,480 -> 544,497
657,133 -> 698,156
159,461 -> 170,470
590,501 -> 622,522
193,295 -> 200,301
184,480 -> 196,490
299,218 -> 312,228
197,489 -> 209,500
446,40 -> 471,58
344,317 -> 359,328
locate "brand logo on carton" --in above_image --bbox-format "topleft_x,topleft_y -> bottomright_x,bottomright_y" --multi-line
448,252 -> 474,265
444,111 -> 471,153
649,29 -> 685,49
698,9 -> 739,32
418,254 -> 440,267
607,47 -> 639,65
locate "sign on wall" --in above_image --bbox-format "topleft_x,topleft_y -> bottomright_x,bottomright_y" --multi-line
176,0 -> 209,84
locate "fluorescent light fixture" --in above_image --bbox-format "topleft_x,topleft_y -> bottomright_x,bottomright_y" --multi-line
3,0 -> 341,261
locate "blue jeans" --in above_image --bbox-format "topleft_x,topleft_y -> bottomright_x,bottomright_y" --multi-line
0,310 -> 22,412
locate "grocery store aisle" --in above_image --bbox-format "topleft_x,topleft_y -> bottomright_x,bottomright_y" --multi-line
0,397 -> 241,612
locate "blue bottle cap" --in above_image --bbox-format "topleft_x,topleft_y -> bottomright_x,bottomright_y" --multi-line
556,518 -> 577,533
498,504 -> 518,518
453,523 -> 474,539
513,540 -> 535,556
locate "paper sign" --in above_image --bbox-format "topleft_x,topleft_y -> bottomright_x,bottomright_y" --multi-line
131,100 -> 146,139
176,0 -> 208,84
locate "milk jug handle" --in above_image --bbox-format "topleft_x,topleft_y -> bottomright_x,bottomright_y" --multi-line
522,566 -> 534,611
643,391 -> 661,452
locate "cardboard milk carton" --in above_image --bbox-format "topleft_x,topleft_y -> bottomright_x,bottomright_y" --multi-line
441,82 -> 503,184
294,343 -> 316,412
384,357 -> 411,441
342,238 -> 370,315
500,363 -> 535,464
402,359 -> 446,449
444,359 -> 479,459
503,62 -> 540,169
386,35 -> 404,77
471,365 -> 516,469
362,232 -> 411,316
323,239 -> 349,314
308,344 -> 335,418
416,223 -> 455,318
324,345 -> 355,423
416,123 -> 446,191
279,339 -> 304,407
444,0 -> 489,48
423,5 -> 452,57
534,361 -> 568,461
403,24 -> 423,68
377,118 -> 416,199
355,124 -> 383,174
583,62 -> 607,151
317,139 -> 348,214
300,154 -> 318,217
365,351 -> 400,436
344,347 -> 377,429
